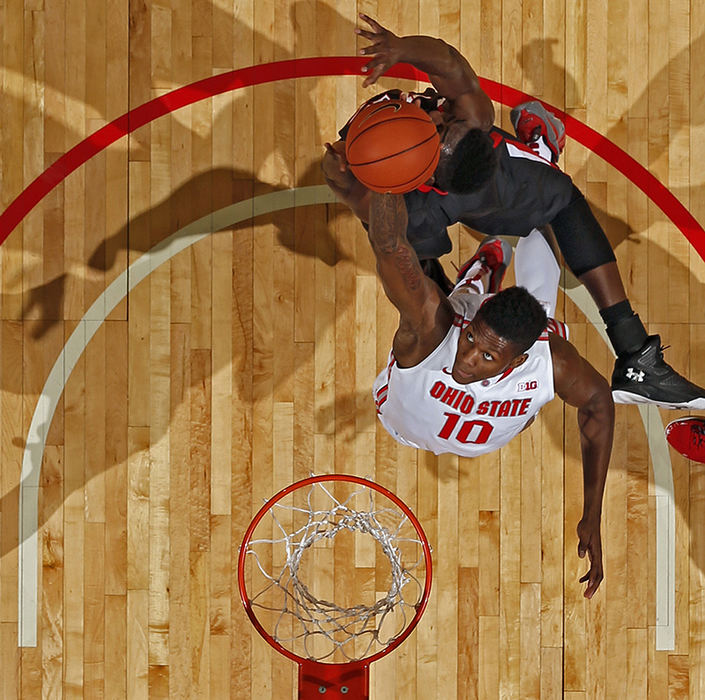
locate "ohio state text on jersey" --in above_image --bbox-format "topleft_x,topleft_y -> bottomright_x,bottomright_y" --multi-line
372,291 -> 567,457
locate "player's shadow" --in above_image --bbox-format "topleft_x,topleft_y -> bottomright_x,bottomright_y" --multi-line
84,168 -> 346,273
517,33 -> 705,258
1,0 -> 369,556
0,183 -> 355,559
509,40 -> 632,288
4,0 -> 363,343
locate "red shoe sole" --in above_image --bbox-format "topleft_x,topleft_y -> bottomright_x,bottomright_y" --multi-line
666,417 -> 705,463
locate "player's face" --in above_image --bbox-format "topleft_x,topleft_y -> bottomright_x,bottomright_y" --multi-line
451,318 -> 526,384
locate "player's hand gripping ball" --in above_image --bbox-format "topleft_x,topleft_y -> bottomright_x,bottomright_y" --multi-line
345,99 -> 440,194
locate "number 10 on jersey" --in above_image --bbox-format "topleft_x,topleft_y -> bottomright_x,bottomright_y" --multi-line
437,412 -> 494,444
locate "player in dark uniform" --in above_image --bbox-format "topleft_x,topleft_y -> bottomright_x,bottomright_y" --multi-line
322,14 -> 705,410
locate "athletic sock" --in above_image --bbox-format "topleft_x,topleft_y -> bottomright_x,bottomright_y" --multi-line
600,301 -> 649,356
599,300 -> 632,326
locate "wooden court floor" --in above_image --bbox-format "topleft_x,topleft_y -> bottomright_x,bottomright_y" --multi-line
2,0 -> 705,697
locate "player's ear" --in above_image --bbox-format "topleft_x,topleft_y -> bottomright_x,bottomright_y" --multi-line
509,353 -> 528,369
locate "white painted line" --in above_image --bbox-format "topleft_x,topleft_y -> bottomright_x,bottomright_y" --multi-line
645,404 -> 676,651
17,186 -> 336,646
566,279 -> 675,651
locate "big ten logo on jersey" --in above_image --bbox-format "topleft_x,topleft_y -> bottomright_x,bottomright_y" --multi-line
517,380 -> 538,391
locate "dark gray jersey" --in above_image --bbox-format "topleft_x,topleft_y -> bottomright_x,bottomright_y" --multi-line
403,127 -> 577,258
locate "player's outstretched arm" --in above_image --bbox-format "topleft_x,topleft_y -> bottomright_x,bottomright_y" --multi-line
356,14 -> 494,129
368,192 -> 454,366
550,332 -> 614,600
321,141 -> 371,222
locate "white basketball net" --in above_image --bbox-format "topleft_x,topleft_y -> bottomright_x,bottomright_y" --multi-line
241,479 -> 429,663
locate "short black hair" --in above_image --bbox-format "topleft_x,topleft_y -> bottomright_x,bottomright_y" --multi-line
444,128 -> 498,194
474,286 -> 548,354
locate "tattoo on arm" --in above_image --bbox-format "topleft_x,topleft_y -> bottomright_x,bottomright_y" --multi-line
392,245 -> 422,290
369,193 -> 407,253
369,193 -> 422,291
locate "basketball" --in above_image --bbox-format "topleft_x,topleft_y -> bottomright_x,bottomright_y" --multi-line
345,99 -> 441,194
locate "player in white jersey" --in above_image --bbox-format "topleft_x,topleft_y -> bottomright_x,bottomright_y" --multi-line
374,286 -> 561,457
367,191 -> 614,599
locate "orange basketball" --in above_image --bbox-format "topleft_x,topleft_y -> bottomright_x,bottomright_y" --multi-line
345,99 -> 441,194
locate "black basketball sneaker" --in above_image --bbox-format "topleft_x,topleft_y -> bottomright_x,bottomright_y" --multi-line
611,335 -> 705,409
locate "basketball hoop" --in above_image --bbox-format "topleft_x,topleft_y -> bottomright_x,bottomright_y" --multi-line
238,474 -> 433,699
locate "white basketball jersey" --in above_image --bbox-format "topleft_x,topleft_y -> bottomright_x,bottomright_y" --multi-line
372,290 -> 567,458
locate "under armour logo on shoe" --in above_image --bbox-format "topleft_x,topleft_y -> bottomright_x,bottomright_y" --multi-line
626,368 -> 646,382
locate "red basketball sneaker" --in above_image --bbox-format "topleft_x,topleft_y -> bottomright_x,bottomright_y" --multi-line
666,417 -> 705,463
510,101 -> 566,164
456,237 -> 513,294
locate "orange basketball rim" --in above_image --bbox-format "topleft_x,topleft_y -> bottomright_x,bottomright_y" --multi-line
237,474 -> 433,699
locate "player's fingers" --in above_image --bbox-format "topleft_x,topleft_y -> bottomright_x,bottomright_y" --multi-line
579,571 -> 590,583
584,569 -> 603,599
325,143 -> 341,159
325,143 -> 348,167
363,57 -> 388,75
593,568 -> 603,589
577,542 -> 586,558
361,60 -> 386,84
369,65 -> 387,85
359,13 -> 383,32
355,28 -> 378,40
359,42 -> 384,56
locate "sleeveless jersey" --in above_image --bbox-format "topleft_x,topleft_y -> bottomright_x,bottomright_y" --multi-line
401,125 -> 577,257
372,291 -> 567,457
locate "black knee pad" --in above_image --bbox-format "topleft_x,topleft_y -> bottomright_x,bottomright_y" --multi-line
549,187 -> 616,276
